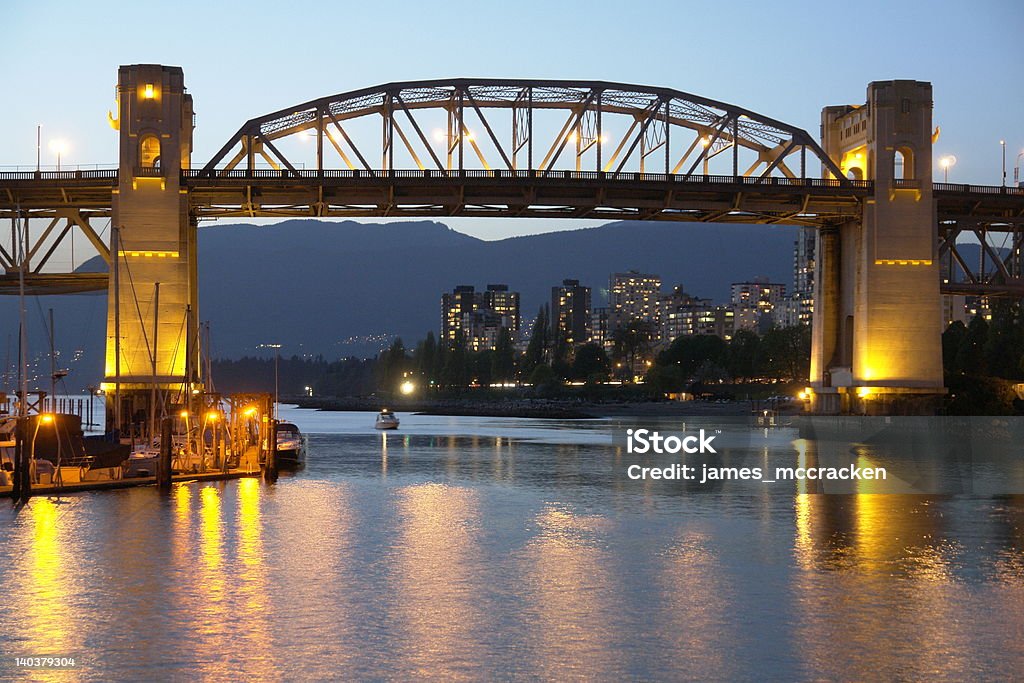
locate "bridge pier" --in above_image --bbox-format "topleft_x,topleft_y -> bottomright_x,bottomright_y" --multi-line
103,65 -> 200,437
810,80 -> 946,415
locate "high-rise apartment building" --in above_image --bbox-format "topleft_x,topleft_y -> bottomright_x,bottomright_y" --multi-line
609,271 -> 661,329
441,284 -> 520,350
792,227 -> 815,325
551,279 -> 592,346
730,278 -> 786,331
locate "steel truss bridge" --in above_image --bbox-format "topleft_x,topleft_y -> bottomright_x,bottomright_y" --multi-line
2,79 -> 1023,295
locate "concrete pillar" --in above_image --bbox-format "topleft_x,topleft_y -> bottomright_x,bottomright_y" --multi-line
104,65 -> 198,435
814,81 -> 945,414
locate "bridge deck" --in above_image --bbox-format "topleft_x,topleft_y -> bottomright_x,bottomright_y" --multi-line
0,170 -> 1021,224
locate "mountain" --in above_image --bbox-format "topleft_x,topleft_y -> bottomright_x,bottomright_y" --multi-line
195,219 -> 797,358
2,219 -> 803,389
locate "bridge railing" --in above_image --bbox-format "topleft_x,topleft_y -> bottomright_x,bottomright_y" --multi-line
180,168 -> 874,189
932,181 -> 1024,196
0,169 -> 120,181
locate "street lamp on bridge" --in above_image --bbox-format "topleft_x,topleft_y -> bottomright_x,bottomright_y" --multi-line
1000,139 -> 1006,187
1015,150 -> 1024,187
939,155 -> 956,182
48,138 -> 69,172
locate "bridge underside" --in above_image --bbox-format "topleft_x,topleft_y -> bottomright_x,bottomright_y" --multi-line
0,273 -> 108,295
1,172 -> 1022,296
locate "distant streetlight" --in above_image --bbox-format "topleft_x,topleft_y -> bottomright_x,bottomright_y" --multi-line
938,155 -> 957,183
1015,150 -> 1024,186
48,138 -> 68,172
1000,139 -> 1006,187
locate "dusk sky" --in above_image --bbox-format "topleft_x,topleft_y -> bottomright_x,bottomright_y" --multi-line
2,0 -> 1021,240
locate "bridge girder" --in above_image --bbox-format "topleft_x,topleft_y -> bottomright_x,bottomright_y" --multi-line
200,79 -> 850,183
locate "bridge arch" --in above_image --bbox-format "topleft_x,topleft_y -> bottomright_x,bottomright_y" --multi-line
201,79 -> 847,182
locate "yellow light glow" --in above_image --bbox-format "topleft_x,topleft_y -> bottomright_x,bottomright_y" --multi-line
40,414 -> 54,424
117,250 -> 180,259
180,410 -> 189,418
144,83 -> 155,99
857,387 -> 872,398
874,259 -> 932,266
400,380 -> 415,395
243,407 -> 258,417
206,411 -> 219,422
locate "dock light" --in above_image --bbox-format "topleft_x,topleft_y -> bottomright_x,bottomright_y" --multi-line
243,407 -> 258,417
400,380 -> 415,396
180,410 -> 189,418
144,83 -> 155,99
857,387 -> 872,398
206,411 -> 219,422
40,414 -> 54,424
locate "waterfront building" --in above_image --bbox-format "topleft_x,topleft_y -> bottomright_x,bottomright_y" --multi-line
659,286 -> 709,342
609,271 -> 661,330
551,279 -> 592,346
441,284 -> 521,350
792,227 -> 816,325
590,306 -> 612,350
483,284 -> 521,334
730,278 -> 786,328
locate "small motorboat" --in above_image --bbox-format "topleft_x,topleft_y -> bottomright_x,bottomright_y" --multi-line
275,421 -> 306,469
374,409 -> 400,430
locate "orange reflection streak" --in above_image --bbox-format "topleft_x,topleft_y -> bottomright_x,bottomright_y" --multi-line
230,477 -> 279,679
790,494 -> 973,679
392,484 -> 486,680
520,503 -> 619,678
14,499 -> 75,657
193,485 -> 230,678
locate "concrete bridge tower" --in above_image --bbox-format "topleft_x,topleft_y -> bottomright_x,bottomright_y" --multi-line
811,80 -> 945,414
104,65 -> 199,434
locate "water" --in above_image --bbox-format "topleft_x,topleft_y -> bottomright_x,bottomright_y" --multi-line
1,407 -> 1023,680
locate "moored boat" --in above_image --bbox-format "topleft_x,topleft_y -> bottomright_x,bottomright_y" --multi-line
374,409 -> 399,430
275,421 -> 306,468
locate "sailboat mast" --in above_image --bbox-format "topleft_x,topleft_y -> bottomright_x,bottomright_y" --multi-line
150,282 -> 160,445
49,308 -> 55,413
112,224 -> 121,434
17,208 -> 27,419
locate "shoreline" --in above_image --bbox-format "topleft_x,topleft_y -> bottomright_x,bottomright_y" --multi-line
288,396 -> 766,419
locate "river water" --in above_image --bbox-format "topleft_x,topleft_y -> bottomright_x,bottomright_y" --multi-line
1,407 -> 1022,680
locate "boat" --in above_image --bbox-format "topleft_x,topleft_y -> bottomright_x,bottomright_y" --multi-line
374,408 -> 400,430
275,421 -> 306,468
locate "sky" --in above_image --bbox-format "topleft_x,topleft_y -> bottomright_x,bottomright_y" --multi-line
2,0 -> 1022,244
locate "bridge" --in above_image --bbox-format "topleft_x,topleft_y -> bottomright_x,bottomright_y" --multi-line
1,65 -> 1022,421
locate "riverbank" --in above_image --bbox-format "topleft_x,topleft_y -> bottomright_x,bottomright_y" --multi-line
289,396 -> 768,418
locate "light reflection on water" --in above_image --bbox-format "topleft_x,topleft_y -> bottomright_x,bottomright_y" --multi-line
0,409 -> 1022,680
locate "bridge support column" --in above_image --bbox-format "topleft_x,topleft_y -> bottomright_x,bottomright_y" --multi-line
103,65 -> 199,437
811,80 -> 945,415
